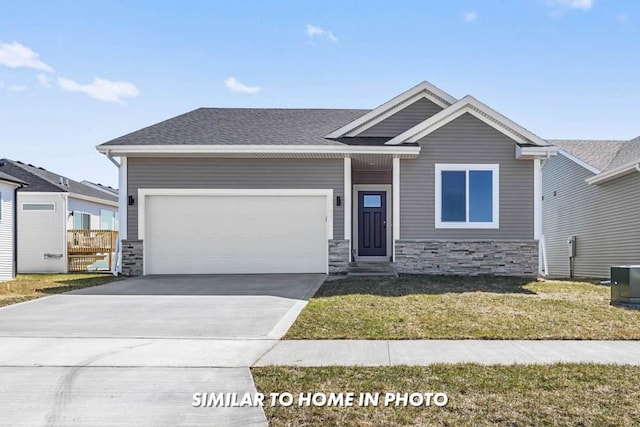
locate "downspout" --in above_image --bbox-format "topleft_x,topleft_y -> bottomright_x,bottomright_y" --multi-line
13,184 -> 24,278
102,149 -> 121,275
105,150 -> 121,168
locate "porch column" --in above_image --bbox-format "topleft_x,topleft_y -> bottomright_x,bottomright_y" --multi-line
344,157 -> 352,257
392,157 -> 400,262
534,158 -> 542,274
118,157 -> 128,274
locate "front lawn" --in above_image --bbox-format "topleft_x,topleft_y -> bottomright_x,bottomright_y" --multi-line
285,275 -> 640,339
0,274 -> 120,307
252,364 -> 640,426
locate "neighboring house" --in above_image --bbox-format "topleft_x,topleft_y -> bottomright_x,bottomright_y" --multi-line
0,171 -> 27,281
542,138 -> 640,278
81,180 -> 119,197
97,81 -> 557,277
0,159 -> 119,273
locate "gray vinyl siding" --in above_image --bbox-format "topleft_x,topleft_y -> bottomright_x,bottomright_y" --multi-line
359,98 -> 443,137
400,113 -> 534,239
352,170 -> 392,184
542,154 -> 640,278
127,158 -> 344,239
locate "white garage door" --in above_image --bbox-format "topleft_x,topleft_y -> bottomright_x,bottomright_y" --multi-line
144,193 -> 329,274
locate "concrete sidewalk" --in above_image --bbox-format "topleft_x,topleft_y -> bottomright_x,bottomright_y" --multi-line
254,340 -> 640,366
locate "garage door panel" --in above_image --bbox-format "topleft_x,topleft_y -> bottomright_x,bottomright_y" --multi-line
144,194 -> 328,274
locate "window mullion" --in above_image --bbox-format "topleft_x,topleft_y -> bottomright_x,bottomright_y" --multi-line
465,170 -> 470,223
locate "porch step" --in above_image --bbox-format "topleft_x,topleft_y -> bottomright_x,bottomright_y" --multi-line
347,262 -> 398,278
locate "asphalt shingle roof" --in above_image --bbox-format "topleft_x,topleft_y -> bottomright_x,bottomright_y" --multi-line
0,170 -> 27,185
0,159 -> 118,202
547,139 -> 633,172
100,108 -> 370,147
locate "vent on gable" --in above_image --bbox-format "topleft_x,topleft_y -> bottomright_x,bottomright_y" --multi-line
64,178 -> 70,186
59,176 -> 64,185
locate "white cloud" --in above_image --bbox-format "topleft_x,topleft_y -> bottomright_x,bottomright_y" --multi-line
306,24 -> 338,42
37,73 -> 52,88
57,77 -> 140,104
463,11 -> 478,22
549,0 -> 593,11
0,41 -> 54,72
224,77 -> 262,94
616,13 -> 629,22
7,84 -> 26,93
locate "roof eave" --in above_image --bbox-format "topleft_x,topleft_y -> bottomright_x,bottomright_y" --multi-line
97,144 -> 421,158
515,145 -> 559,160
586,161 -> 640,185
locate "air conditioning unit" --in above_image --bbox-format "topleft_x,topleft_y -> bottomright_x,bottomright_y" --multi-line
611,266 -> 640,306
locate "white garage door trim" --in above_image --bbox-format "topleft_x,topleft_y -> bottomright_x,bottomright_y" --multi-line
138,188 -> 334,275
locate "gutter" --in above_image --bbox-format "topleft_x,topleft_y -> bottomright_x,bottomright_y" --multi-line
95,144 -> 422,158
586,161 -> 640,185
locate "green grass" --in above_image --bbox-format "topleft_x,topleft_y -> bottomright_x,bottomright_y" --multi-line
285,275 -> 640,340
253,364 -> 640,426
0,274 -> 120,307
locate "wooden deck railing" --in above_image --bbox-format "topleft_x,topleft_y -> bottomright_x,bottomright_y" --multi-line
67,230 -> 119,272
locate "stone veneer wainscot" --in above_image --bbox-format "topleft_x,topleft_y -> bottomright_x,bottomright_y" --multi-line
394,240 -> 538,276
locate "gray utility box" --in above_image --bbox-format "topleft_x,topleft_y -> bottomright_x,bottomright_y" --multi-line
611,266 -> 640,305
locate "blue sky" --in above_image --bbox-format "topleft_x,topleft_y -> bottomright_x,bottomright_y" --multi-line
1,0 -> 638,187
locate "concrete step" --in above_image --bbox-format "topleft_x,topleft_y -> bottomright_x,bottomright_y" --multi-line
347,262 -> 398,278
347,272 -> 398,277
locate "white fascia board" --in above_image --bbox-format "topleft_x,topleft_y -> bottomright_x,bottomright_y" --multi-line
386,96 -> 550,148
0,179 -> 23,188
68,193 -> 119,208
325,81 -> 457,139
16,191 -> 66,197
557,149 -> 601,174
98,144 -> 420,157
586,161 -> 640,185
516,145 -> 560,160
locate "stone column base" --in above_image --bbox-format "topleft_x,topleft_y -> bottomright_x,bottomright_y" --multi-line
121,239 -> 143,276
329,239 -> 350,274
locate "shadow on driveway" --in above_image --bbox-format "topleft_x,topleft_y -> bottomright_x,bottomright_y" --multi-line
68,274 -> 325,300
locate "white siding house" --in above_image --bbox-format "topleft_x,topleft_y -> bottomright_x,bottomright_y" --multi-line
0,159 -> 118,274
0,172 -> 26,281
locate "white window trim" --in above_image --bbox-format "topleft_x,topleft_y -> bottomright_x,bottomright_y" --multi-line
21,202 -> 56,212
73,211 -> 92,230
435,163 -> 499,229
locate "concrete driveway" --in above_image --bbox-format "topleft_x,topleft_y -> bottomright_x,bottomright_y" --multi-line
0,274 -> 325,426
0,274 -> 324,339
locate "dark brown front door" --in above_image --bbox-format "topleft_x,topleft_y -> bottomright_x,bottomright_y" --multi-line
358,191 -> 386,256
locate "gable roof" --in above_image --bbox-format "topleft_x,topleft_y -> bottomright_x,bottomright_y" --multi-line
386,95 -> 552,148
325,81 -> 456,138
0,159 -> 118,203
101,108 -> 369,147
